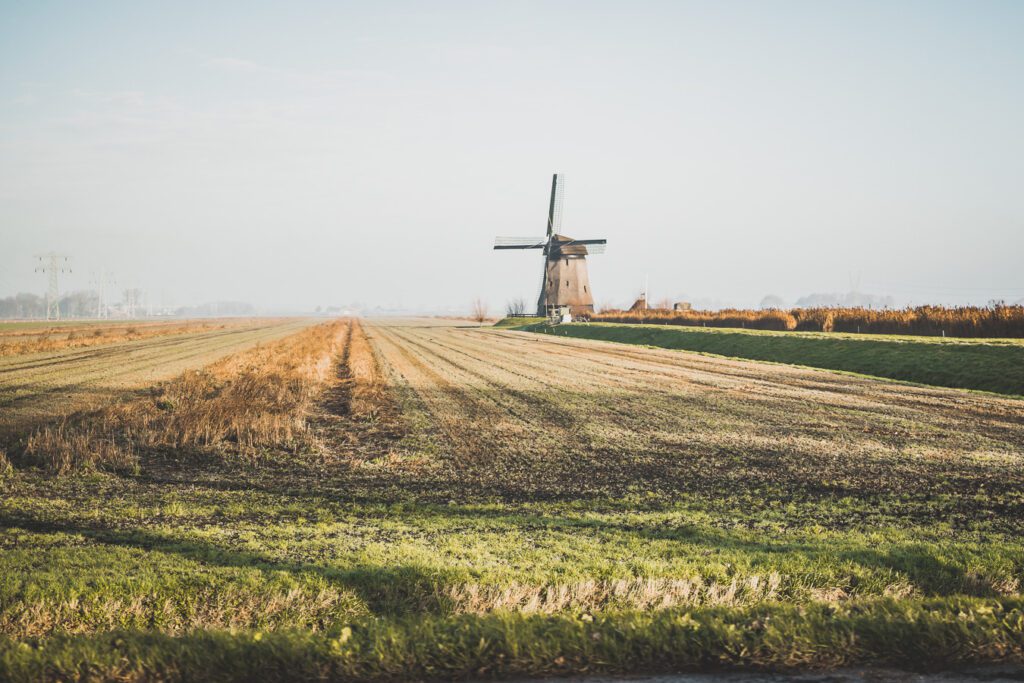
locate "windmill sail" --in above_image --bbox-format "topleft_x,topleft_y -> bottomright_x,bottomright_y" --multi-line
547,174 -> 564,237
494,237 -> 547,249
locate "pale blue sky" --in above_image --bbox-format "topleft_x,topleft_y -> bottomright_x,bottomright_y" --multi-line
1,1 -> 1022,311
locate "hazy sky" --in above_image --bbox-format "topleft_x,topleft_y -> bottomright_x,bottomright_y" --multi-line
2,1 -> 1022,312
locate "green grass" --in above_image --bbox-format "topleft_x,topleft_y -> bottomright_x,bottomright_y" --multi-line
493,316 -> 546,327
4,597 -> 1023,681
525,322 -> 1024,396
2,466 -> 1023,680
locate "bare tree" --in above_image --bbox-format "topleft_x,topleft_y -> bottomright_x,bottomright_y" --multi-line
505,297 -> 526,316
471,298 -> 488,325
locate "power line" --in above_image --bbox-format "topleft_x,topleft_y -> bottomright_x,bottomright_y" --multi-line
33,253 -> 71,320
89,269 -> 116,319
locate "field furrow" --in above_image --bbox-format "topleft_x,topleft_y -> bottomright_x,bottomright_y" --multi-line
364,319 -> 1024,507
0,318 -> 317,439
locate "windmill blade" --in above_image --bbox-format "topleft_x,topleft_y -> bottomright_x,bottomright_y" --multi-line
561,239 -> 607,254
494,236 -> 547,249
563,239 -> 606,246
546,174 -> 564,236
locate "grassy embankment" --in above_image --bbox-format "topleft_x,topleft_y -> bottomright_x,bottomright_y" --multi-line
524,322 -> 1024,396
493,316 -> 546,327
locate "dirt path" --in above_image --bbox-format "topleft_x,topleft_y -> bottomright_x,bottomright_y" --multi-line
0,318 -> 316,438
364,319 -> 1024,506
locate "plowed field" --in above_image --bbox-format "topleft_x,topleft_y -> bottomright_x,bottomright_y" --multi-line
1,318 -> 1023,681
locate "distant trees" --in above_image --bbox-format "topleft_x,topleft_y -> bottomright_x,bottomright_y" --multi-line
794,291 -> 894,309
652,297 -> 673,311
759,294 -> 786,310
59,291 -> 99,318
174,302 -> 256,317
0,291 -> 97,319
505,298 -> 527,317
0,293 -> 45,318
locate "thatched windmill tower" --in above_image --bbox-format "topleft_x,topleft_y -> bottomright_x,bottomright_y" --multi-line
494,174 -> 607,317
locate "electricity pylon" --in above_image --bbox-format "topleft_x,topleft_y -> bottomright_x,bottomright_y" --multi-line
34,253 -> 71,321
89,270 -> 116,319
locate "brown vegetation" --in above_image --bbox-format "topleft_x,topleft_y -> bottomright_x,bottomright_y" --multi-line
21,320 -> 348,474
344,321 -> 393,422
444,575 -> 784,614
593,303 -> 1024,337
0,319 -> 316,442
0,320 -> 241,357
470,299 -> 489,325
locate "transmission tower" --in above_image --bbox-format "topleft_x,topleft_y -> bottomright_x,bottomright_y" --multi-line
34,253 -> 71,321
89,270 -> 116,319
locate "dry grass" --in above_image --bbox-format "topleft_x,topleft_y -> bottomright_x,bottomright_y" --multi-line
596,308 -> 798,331
594,303 -> 1024,337
0,320 -> 244,357
444,575 -> 784,614
21,320 -> 348,474
346,321 -> 394,422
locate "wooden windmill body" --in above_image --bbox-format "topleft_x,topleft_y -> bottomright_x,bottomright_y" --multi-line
494,174 -> 607,317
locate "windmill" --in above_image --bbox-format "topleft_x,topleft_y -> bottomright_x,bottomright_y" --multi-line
494,174 -> 607,318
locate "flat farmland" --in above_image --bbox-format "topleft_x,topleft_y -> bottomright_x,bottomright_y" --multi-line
369,320 -> 1024,501
0,318 -> 316,438
1,318 -> 1023,681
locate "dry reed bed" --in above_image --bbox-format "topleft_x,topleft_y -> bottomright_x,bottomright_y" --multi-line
594,303 -> 1024,337
0,320 -> 242,357
22,320 -> 349,474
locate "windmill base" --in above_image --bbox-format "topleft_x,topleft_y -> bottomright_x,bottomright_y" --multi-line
537,254 -> 595,317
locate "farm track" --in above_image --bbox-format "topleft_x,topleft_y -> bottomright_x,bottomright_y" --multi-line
0,318 -> 315,438
364,320 -> 1024,504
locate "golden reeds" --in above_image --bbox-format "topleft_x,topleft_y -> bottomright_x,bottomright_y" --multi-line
0,320 -> 231,357
593,304 -> 1024,337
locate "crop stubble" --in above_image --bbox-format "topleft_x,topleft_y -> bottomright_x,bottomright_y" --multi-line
0,318 -> 316,439
365,320 -> 1024,511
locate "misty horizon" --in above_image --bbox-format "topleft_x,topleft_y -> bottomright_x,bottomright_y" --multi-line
2,1 -> 1022,313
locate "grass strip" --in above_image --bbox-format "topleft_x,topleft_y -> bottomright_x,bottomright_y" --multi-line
525,323 -> 1024,396
493,317 -> 547,328
2,597 -> 1022,681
